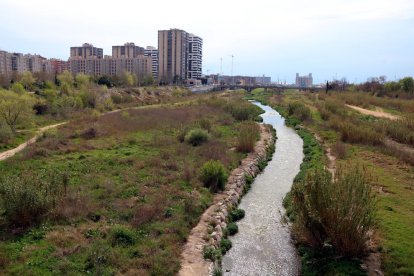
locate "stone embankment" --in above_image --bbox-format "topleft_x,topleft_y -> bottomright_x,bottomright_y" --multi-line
179,124 -> 274,276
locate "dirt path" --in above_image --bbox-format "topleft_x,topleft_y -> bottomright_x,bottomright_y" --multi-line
345,104 -> 400,120
0,103 -> 169,162
0,122 -> 67,161
178,125 -> 273,276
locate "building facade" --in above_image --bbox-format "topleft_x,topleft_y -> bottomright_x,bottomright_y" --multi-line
144,46 -> 158,79
70,43 -> 103,60
68,43 -> 152,78
187,34 -> 203,79
158,29 -> 189,83
255,75 -> 271,85
295,73 -> 313,87
112,43 -> 144,59
0,50 -> 54,76
158,29 -> 203,83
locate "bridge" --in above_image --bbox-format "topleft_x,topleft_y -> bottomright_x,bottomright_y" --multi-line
189,84 -> 325,93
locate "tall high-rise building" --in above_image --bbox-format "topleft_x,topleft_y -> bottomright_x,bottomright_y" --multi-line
70,43 -> 103,60
158,29 -> 189,83
296,73 -> 313,87
187,34 -> 203,79
144,46 -> 158,79
112,43 -> 144,58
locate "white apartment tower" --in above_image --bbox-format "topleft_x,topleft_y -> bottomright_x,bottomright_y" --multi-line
187,34 -> 203,79
144,46 -> 158,79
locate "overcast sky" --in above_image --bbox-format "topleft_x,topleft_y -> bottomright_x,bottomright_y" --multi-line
1,0 -> 413,83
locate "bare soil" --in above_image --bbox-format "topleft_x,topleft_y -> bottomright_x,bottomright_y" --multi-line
0,123 -> 66,161
345,104 -> 400,120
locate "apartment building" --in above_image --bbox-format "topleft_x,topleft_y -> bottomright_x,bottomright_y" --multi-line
255,75 -> 271,85
187,34 -> 203,79
0,50 -> 7,75
68,43 -> 152,78
70,43 -> 103,60
25,54 -> 46,73
295,73 -> 313,87
158,29 -> 189,83
144,46 -> 158,79
112,43 -> 144,58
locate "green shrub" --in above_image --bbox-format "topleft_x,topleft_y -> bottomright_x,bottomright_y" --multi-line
110,226 -> 135,246
229,208 -> 245,222
291,163 -> 376,257
203,246 -> 222,261
220,238 -> 232,254
236,121 -> 259,153
0,123 -> 12,143
197,118 -> 212,132
184,128 -> 210,146
200,160 -> 227,192
227,222 -> 239,235
0,170 -> 63,227
287,102 -> 312,122
226,100 -> 263,121
213,266 -> 223,276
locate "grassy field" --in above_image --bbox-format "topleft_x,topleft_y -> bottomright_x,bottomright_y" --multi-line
247,88 -> 414,275
0,92 -> 263,275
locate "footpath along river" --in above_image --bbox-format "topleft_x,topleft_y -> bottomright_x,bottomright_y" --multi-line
222,101 -> 303,275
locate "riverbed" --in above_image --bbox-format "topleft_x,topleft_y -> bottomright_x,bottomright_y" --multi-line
222,101 -> 303,275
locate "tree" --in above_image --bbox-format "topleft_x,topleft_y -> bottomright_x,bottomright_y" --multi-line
10,82 -> 26,94
75,73 -> 90,88
57,71 -> 74,94
0,91 -> 34,134
20,71 -> 36,91
400,77 -> 414,94
121,71 -> 137,87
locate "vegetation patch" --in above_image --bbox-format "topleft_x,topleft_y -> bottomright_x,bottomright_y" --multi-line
0,95 -> 253,275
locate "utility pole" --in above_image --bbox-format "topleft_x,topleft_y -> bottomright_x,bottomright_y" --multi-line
220,57 -> 223,75
229,54 -> 234,84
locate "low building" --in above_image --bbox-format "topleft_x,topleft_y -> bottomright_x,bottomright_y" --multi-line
295,73 -> 313,87
255,75 -> 271,85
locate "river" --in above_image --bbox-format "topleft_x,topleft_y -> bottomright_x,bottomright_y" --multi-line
222,101 -> 303,275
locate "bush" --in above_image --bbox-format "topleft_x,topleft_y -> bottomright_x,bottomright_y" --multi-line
110,226 -> 135,246
0,170 -> 63,227
229,208 -> 245,222
200,160 -> 227,192
0,123 -> 12,143
184,128 -> 210,146
220,238 -> 232,254
236,121 -> 259,153
226,99 -> 262,121
203,246 -> 222,261
227,222 -> 239,235
291,163 -> 376,257
287,102 -> 312,122
332,141 -> 347,159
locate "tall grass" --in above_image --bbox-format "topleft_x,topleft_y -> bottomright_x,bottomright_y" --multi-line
236,121 -> 259,153
291,163 -> 376,257
287,102 -> 312,122
0,170 -> 64,227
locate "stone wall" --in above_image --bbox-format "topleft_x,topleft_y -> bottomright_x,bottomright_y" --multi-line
179,123 -> 274,276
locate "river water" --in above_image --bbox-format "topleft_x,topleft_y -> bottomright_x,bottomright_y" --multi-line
222,102 -> 303,276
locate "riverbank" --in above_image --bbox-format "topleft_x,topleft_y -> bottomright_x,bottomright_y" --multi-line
0,95 -> 263,275
179,122 -> 274,275
248,89 -> 414,275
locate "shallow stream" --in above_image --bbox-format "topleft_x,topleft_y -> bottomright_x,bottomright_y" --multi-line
222,101 -> 303,275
